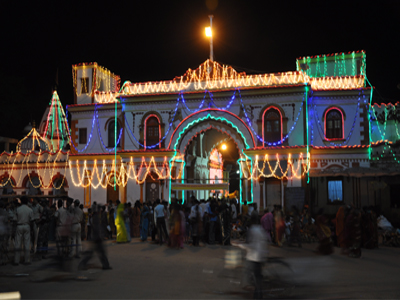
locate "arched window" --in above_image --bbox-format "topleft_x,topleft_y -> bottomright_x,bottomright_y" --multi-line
108,120 -> 121,148
263,108 -> 282,144
325,108 -> 343,140
145,116 -> 160,149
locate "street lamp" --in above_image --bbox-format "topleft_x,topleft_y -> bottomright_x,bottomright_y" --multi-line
205,15 -> 214,61
221,143 -> 227,150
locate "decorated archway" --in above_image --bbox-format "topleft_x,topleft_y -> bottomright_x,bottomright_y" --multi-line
168,109 -> 254,203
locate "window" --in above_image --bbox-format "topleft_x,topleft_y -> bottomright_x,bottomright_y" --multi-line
81,77 -> 89,94
325,109 -> 343,139
108,120 -> 121,148
263,108 -> 281,143
145,116 -> 160,149
328,179 -> 343,203
79,128 -> 87,144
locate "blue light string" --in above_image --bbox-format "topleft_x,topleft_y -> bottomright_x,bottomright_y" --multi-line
65,106 -> 96,152
312,90 -> 363,146
95,104 -> 123,152
122,94 -> 180,149
207,90 -> 236,110
180,91 -> 207,113
238,88 -> 305,146
179,89 -> 236,112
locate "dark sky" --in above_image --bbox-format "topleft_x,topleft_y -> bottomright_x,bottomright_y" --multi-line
1,0 -> 400,139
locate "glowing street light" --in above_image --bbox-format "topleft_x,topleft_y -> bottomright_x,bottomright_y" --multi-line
205,15 -> 214,61
221,144 -> 227,150
205,26 -> 212,37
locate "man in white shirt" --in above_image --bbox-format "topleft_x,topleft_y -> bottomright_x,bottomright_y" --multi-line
231,200 -> 237,222
154,199 -> 168,245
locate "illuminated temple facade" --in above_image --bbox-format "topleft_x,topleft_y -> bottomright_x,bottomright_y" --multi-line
1,51 -> 400,217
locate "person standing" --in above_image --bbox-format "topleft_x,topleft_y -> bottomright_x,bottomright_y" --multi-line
55,198 -> 73,259
189,198 -> 202,246
133,201 -> 141,238
261,208 -> 273,242
115,200 -> 128,243
31,198 -> 43,253
71,200 -> 84,258
154,199 -> 169,245
36,199 -> 51,259
140,202 -> 149,242
13,197 -> 33,265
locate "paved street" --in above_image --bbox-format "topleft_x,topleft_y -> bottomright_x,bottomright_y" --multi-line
1,240 -> 399,299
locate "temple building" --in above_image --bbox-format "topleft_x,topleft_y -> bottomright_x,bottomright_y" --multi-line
1,51 -> 400,219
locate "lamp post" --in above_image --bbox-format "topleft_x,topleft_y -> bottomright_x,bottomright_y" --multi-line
205,15 -> 214,62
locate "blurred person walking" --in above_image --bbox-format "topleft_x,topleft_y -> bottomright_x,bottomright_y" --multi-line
233,212 -> 268,299
78,203 -> 111,270
13,196 -> 33,265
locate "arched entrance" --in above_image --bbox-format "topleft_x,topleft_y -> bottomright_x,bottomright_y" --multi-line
107,175 -> 119,204
168,109 -> 255,204
145,172 -> 159,203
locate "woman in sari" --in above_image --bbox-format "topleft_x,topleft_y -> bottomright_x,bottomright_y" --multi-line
140,203 -> 149,241
315,210 -> 333,255
132,201 -> 141,237
115,200 -> 128,243
168,204 -> 181,248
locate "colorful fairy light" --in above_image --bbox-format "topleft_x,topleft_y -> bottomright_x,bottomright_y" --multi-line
42,91 -> 70,152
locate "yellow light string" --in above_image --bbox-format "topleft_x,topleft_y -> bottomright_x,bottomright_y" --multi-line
242,153 -> 310,180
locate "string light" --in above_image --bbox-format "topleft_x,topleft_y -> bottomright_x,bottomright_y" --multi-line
17,128 -> 50,153
42,91 -> 70,152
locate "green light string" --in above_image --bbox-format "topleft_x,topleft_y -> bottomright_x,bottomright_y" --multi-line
342,52 -> 346,75
367,77 -> 399,163
241,149 -> 253,204
366,77 -> 373,160
393,106 -> 400,140
323,55 -> 327,77
352,52 -> 356,76
316,56 -> 321,77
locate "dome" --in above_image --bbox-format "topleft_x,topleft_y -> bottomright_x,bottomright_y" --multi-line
17,128 -> 50,153
23,122 -> 33,135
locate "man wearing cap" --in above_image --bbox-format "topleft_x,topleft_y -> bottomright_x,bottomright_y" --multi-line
13,197 -> 34,265
70,199 -> 84,258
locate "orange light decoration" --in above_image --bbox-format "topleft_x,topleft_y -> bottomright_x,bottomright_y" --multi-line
0,150 -> 69,189
239,153 -> 310,180
68,155 -> 185,188
93,60 -> 365,103
16,128 -> 50,153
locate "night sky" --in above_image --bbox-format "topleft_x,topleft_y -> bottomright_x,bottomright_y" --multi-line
1,0 -> 399,139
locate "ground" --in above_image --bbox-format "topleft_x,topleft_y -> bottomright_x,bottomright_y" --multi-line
0,240 -> 399,299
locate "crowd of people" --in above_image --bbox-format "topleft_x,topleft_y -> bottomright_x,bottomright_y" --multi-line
0,195 -> 396,268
